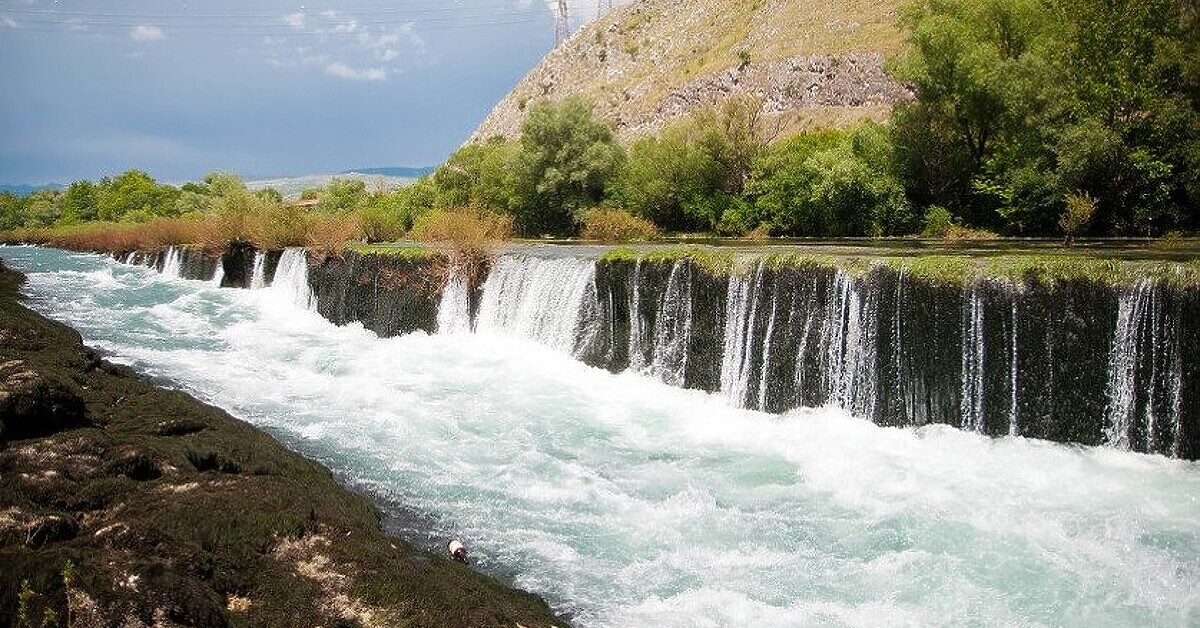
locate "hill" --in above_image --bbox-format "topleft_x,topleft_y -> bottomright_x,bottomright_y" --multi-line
470,0 -> 911,143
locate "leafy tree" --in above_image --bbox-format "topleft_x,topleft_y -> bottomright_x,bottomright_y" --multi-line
319,178 -> 368,214
1060,191 -> 1096,245
510,96 -> 625,236
693,94 -> 777,196
432,138 -> 523,212
60,180 -> 97,224
0,192 -> 24,230
746,124 -> 912,236
613,123 -> 721,232
893,0 -> 1200,235
95,170 -> 178,222
23,189 -> 63,227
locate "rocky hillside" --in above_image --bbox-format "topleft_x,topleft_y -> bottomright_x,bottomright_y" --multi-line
470,0 -> 910,143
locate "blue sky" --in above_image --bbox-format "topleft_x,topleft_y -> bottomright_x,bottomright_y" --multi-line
0,0 -> 623,184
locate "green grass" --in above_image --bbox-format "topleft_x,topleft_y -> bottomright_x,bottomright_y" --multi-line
347,241 -> 441,259
598,245 -> 1200,288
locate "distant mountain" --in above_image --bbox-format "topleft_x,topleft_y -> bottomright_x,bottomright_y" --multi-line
471,0 -> 910,143
246,169 -> 430,200
343,166 -> 435,178
0,183 -> 64,196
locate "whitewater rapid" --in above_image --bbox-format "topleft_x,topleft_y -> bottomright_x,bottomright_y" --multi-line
4,246 -> 1199,628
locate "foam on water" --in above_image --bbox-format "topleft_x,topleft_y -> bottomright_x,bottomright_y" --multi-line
3,246 -> 1199,628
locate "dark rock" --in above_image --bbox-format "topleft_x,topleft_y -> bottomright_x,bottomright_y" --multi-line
25,514 -> 78,548
0,365 -> 88,439
106,448 -> 164,481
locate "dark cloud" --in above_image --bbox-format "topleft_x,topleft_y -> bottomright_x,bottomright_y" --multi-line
0,0 -> 572,183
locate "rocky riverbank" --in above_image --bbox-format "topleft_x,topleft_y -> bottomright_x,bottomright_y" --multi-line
0,259 -> 563,627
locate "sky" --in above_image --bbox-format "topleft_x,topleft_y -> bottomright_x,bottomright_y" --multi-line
0,0 -> 628,185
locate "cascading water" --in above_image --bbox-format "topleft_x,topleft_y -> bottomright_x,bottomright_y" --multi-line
475,255 -> 597,355
249,251 -> 267,289
1105,280 -> 1154,450
272,248 -> 315,310
4,245 -> 1199,628
436,268 -> 471,334
8,245 -> 1200,626
961,285 -> 986,433
160,246 -> 182,278
720,260 -> 766,407
650,261 -> 692,387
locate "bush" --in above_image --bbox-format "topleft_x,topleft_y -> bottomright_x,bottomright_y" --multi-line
412,207 -> 512,286
922,205 -> 956,237
580,208 -> 659,241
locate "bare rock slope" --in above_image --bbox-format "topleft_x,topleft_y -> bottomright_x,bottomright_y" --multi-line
471,0 -> 910,142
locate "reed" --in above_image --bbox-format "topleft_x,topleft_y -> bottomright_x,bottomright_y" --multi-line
580,208 -> 660,242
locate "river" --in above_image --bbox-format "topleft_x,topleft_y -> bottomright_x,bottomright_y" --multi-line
3,245 -> 1198,627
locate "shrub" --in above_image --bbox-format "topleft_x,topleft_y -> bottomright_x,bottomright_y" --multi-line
922,205 -> 956,237
304,213 -> 363,257
411,207 -> 512,285
580,208 -> 659,241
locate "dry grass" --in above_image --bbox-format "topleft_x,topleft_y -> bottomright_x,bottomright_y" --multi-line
411,207 -> 512,287
304,213 -> 364,258
1,207 -> 363,255
581,208 -> 660,241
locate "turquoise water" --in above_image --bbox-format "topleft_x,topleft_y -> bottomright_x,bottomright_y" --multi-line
4,245 -> 1199,627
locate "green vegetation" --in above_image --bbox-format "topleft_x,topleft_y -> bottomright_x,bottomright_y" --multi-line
890,0 -> 1200,237
2,0 -> 1195,249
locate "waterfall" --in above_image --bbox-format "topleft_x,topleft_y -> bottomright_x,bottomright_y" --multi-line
1008,299 -> 1020,436
271,248 -> 315,310
249,251 -> 267,289
475,255 -> 598,355
756,285 -> 779,411
650,261 -> 692,387
628,260 -> 648,372
822,271 -> 878,418
721,260 -> 766,407
160,246 -> 182,278
209,263 -> 224,287
961,286 -> 985,433
437,268 -> 472,334
1104,281 -> 1153,449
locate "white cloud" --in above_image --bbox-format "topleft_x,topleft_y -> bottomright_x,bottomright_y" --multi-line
1,15 -> 19,28
130,25 -> 165,41
324,62 -> 386,82
272,9 -> 424,82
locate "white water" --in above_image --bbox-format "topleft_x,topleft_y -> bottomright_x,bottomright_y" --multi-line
5,246 -> 1200,628
475,255 -> 597,355
961,286 -> 985,433
160,245 -> 182,278
249,251 -> 268,290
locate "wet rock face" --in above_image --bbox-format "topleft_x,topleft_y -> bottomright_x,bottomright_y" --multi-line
0,360 -> 87,440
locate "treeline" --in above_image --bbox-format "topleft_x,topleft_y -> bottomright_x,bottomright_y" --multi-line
3,0 -> 1196,243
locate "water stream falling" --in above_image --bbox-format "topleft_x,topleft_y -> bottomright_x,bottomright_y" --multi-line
4,246 -> 1199,628
249,250 -> 268,290
160,245 -> 182,278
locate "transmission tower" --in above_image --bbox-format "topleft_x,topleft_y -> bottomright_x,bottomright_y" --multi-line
555,0 -> 569,46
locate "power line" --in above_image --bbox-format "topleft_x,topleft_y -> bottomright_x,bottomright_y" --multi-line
554,0 -> 569,47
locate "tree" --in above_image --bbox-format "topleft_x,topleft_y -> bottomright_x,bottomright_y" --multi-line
1060,191 -> 1096,245
510,96 -> 625,236
613,123 -> 721,232
60,180 -> 97,223
319,178 -> 368,214
892,0 -> 1200,235
746,123 -> 913,236
693,94 -> 777,197
95,170 -> 178,222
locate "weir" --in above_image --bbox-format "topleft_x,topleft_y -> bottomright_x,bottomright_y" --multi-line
119,246 -> 1200,459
